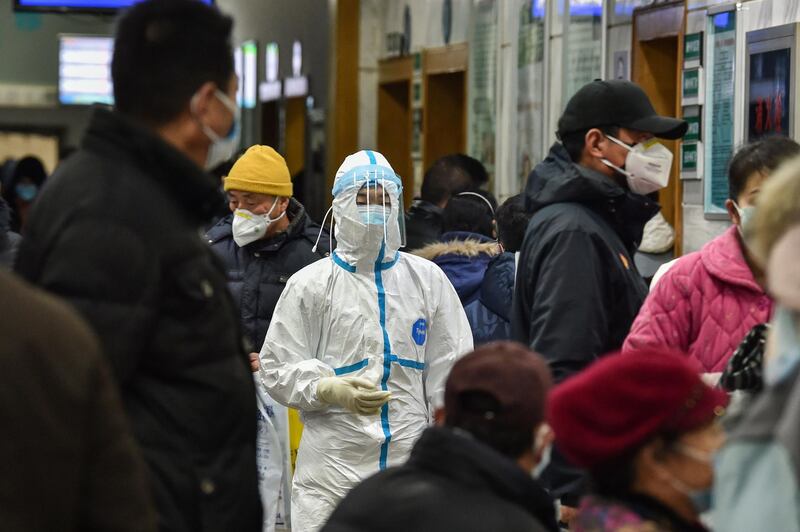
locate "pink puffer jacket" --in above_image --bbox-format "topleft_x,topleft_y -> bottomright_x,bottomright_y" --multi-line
624,226 -> 772,372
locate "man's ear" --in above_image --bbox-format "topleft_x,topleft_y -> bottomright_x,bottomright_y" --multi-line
725,198 -> 740,225
584,128 -> 607,159
189,81 -> 218,121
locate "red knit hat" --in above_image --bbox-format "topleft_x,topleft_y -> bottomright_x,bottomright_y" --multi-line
548,349 -> 728,469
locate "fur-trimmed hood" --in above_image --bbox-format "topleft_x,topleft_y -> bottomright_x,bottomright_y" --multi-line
414,235 -> 501,261
414,231 -> 501,305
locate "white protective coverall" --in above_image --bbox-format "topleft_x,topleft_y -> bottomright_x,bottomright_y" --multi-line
259,150 -> 473,532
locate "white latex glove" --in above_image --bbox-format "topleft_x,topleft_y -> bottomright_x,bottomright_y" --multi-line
316,376 -> 391,415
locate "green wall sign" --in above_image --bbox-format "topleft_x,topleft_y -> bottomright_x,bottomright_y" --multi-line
684,32 -> 703,66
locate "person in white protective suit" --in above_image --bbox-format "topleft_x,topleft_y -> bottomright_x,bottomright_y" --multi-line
259,149 -> 474,532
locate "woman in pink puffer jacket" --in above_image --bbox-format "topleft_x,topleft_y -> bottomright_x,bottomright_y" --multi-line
624,138 -> 800,372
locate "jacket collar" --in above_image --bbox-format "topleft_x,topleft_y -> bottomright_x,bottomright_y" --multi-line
82,108 -> 223,225
409,427 -> 559,531
413,232 -> 501,261
205,198 -> 309,252
701,225 -> 764,294
525,143 -> 660,252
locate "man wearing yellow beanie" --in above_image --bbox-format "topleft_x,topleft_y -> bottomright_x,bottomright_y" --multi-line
206,144 -> 329,351
206,145 -> 329,531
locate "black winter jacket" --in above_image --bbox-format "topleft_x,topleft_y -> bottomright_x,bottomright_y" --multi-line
15,109 -> 261,532
510,142 -> 657,507
511,143 -> 656,381
464,252 -> 516,345
206,199 -> 328,350
322,427 -> 559,532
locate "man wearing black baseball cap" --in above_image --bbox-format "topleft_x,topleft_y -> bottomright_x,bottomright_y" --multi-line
321,342 -> 559,532
510,79 -> 687,518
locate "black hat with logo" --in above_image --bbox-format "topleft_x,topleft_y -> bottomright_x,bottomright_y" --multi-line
557,79 -> 688,140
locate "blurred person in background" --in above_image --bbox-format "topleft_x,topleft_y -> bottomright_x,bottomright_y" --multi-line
0,184 -> 20,268
625,137 -> 800,377
714,158 -> 800,532
0,155 -> 47,233
14,1 -> 261,530
414,190 -> 500,307
463,194 -> 532,345
322,342 -> 559,532
259,150 -> 472,531
549,349 -> 728,532
0,270 -> 156,532
404,153 -> 489,251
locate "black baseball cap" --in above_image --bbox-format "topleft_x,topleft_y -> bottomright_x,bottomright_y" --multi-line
557,79 -> 688,140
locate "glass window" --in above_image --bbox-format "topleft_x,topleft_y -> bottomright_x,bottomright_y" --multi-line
517,0 -> 547,183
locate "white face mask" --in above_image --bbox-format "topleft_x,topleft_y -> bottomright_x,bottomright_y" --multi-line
193,89 -> 241,171
231,200 -> 285,247
733,201 -> 756,237
601,135 -> 674,195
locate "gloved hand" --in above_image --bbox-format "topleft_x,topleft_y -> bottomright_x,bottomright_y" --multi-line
316,376 -> 391,415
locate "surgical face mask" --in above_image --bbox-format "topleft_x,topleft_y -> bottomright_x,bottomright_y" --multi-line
231,200 -> 285,247
196,89 -> 240,171
601,135 -> 674,195
733,201 -> 756,237
357,205 -> 390,226
660,444 -> 716,515
15,183 -> 38,202
764,306 -> 800,386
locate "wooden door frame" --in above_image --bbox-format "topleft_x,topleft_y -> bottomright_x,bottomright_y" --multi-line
422,43 -> 469,171
377,56 -> 414,207
632,1 -> 687,256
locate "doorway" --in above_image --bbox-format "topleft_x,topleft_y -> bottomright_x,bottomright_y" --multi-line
632,1 -> 685,254
377,56 -> 413,207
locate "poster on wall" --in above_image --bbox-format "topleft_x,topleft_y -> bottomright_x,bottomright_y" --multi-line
704,10 -> 736,217
516,0 -> 545,185
467,0 -> 497,178
747,47 -> 791,141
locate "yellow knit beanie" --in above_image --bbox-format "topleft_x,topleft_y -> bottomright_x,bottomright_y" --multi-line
223,145 -> 293,197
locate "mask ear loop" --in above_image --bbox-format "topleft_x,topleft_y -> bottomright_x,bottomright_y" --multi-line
312,205 -> 334,254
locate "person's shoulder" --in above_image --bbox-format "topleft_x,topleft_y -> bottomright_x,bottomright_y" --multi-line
526,203 -> 608,247
205,215 -> 233,244
0,271 -> 100,364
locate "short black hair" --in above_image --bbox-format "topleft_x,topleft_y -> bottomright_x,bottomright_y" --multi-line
496,194 -> 531,252
421,154 -> 489,205
728,137 -> 800,200
446,391 -> 534,459
561,125 -> 620,163
112,0 -> 234,126
442,190 -> 497,238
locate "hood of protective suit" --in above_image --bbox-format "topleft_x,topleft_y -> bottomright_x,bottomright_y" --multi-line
332,150 -> 403,268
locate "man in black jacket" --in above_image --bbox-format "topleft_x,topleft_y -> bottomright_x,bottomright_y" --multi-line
510,79 -> 687,517
404,153 -> 489,251
14,1 -> 261,530
322,341 -> 559,532
206,145 -> 328,354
